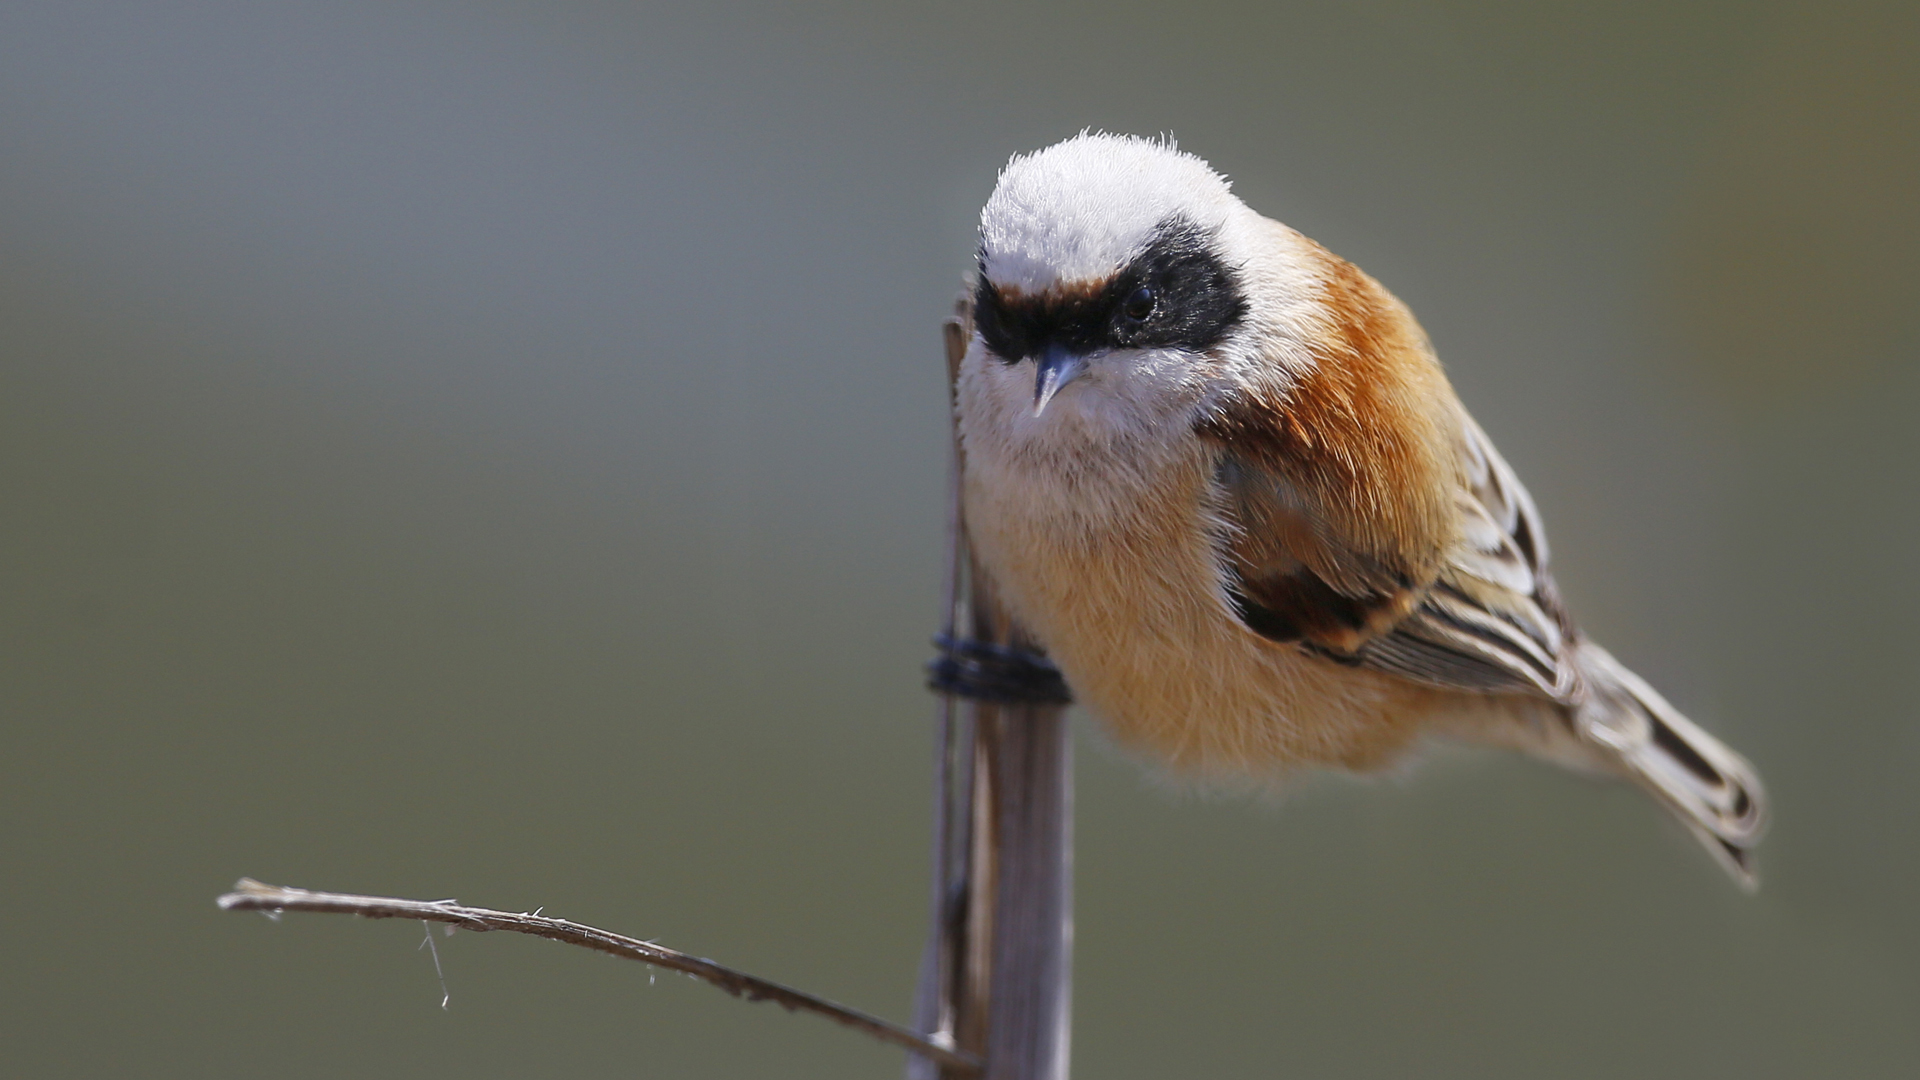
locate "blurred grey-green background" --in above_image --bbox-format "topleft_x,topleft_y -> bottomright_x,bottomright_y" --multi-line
4,1 -> 1916,1076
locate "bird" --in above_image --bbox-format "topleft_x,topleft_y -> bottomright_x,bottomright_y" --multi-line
954,132 -> 1767,886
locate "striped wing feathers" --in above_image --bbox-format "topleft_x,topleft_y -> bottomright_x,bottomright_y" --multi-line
1218,410 -> 1577,701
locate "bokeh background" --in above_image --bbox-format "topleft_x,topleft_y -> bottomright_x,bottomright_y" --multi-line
4,2 -> 1916,1077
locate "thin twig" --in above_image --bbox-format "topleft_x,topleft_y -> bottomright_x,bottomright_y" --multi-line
217,878 -> 978,1074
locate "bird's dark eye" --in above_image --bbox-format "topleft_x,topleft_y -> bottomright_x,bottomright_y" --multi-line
1122,285 -> 1155,322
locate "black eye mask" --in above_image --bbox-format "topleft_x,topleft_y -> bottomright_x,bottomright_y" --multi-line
973,217 -> 1249,364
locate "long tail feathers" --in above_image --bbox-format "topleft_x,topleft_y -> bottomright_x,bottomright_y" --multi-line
1573,643 -> 1768,889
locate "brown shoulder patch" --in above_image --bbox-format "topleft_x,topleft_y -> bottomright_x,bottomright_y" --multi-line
1197,236 -> 1462,652
1198,239 -> 1457,575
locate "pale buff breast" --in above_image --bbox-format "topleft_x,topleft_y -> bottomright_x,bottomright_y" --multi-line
959,417 -> 1447,777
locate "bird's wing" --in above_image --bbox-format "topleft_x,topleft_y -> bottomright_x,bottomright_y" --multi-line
1217,409 -> 1578,700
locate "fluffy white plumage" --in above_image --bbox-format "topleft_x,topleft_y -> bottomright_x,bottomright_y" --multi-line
980,134 -> 1243,294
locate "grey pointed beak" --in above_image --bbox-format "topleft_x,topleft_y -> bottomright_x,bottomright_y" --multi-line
1031,344 -> 1087,416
